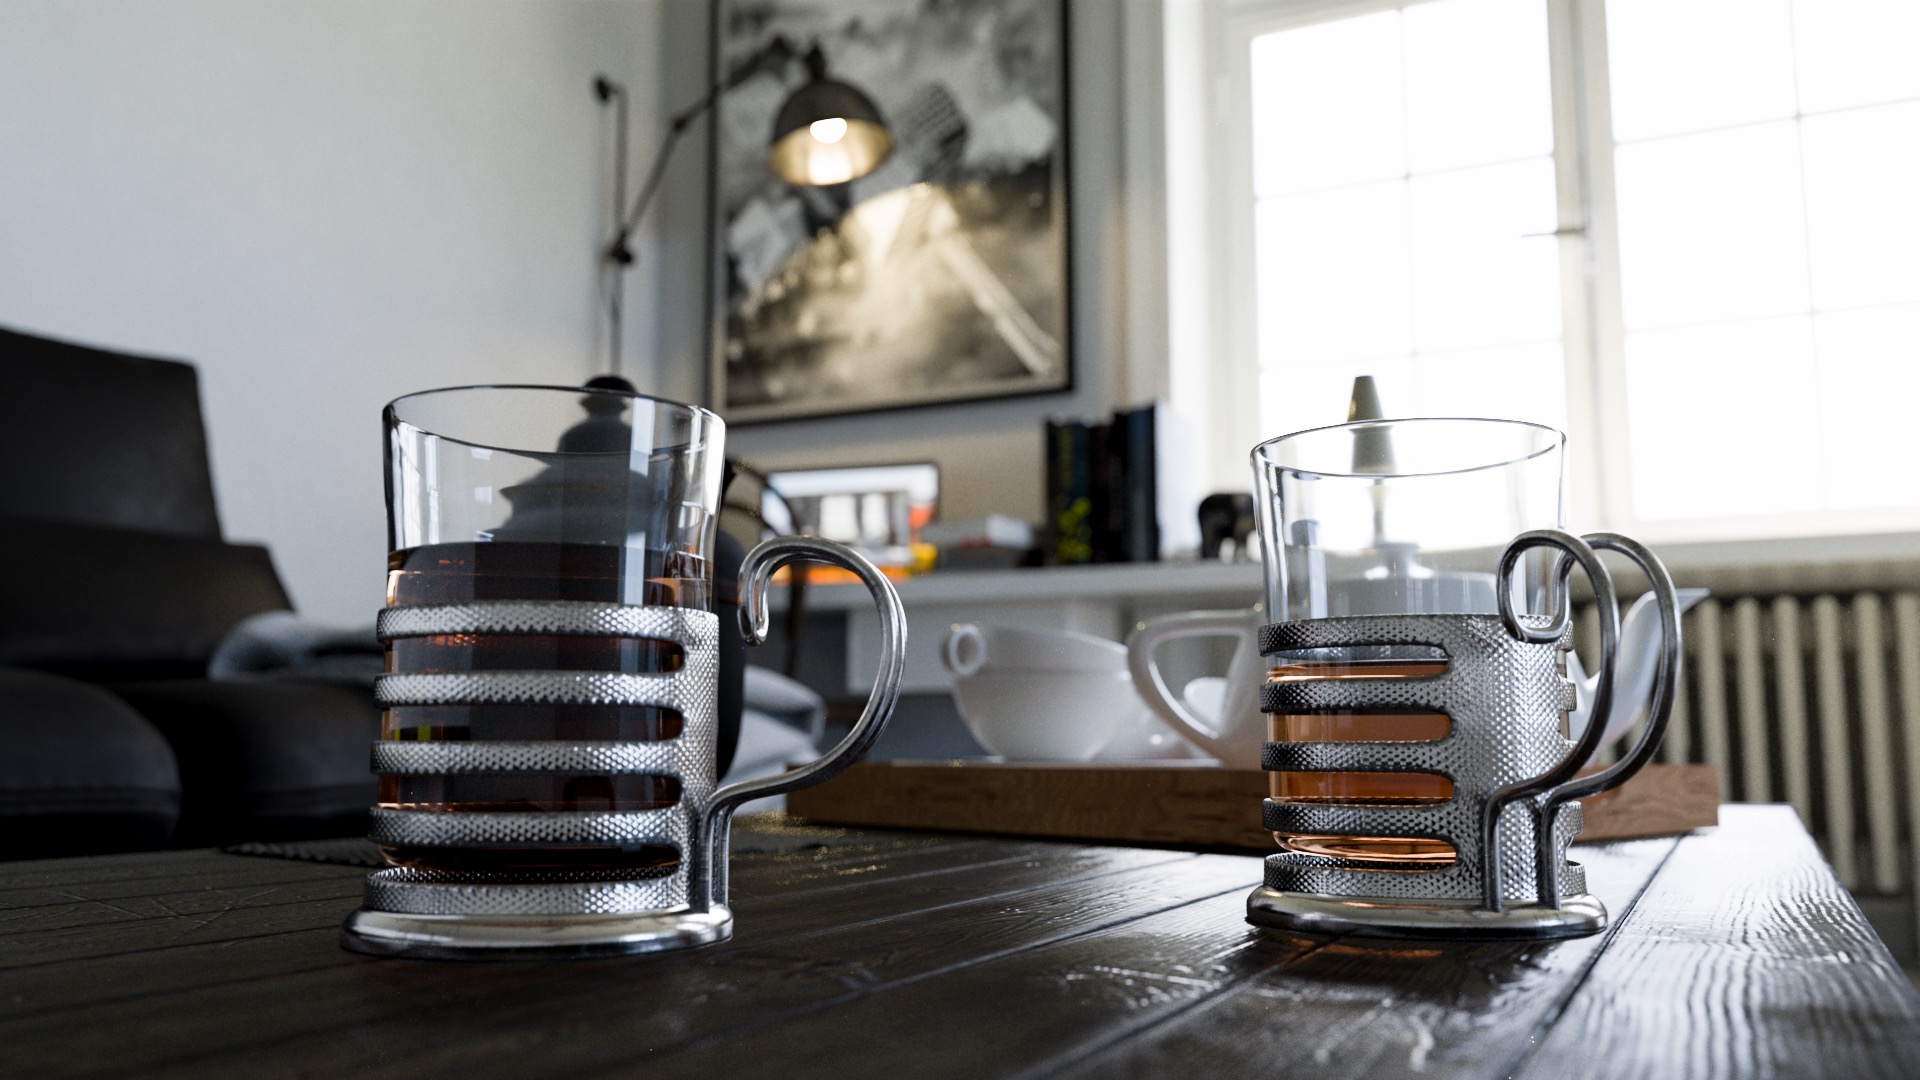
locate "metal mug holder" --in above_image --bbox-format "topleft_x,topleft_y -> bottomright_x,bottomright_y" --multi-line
341,535 -> 904,960
1247,530 -> 1682,940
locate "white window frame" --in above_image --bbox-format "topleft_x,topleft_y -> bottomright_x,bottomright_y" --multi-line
1167,0 -> 1920,546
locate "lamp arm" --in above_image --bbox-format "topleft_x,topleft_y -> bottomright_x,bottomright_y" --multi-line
609,34 -> 798,246
607,121 -> 690,263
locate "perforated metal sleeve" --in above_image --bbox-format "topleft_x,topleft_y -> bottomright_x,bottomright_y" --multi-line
1261,801 -> 1583,903
357,600 -> 735,925
1263,741 -> 1455,773
377,670 -> 703,708
371,740 -> 695,776
369,807 -> 686,848
1255,613 -> 1584,904
363,866 -> 683,916
377,602 -> 718,643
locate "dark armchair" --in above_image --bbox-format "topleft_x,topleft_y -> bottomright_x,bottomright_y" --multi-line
0,326 -> 378,855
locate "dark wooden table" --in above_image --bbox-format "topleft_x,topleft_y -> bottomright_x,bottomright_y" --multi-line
2,804 -> 1916,1078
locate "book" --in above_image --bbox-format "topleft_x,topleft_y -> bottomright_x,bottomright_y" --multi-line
1045,418 -> 1095,565
1045,406 -> 1163,565
1113,403 -> 1160,563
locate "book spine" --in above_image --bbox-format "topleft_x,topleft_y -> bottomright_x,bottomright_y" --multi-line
1126,404 -> 1159,562
1046,419 -> 1095,565
1090,419 -> 1117,563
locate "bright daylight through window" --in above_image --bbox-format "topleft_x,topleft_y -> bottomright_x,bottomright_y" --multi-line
1235,0 -> 1920,540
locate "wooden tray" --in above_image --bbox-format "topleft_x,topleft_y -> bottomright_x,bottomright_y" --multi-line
787,761 -> 1720,853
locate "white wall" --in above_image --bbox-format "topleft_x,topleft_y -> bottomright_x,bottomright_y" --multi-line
0,0 -> 662,624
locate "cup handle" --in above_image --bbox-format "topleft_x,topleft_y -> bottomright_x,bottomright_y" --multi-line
1126,609 -> 1257,757
1486,528 -> 1622,911
1540,534 -> 1682,806
942,623 -> 988,678
1488,529 -> 1683,911
691,535 -> 905,913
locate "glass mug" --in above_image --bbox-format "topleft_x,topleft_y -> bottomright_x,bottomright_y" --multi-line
1252,418 -> 1566,867
343,384 -> 903,958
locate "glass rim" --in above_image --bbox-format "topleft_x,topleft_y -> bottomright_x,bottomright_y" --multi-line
384,383 -> 723,448
1250,416 -> 1566,480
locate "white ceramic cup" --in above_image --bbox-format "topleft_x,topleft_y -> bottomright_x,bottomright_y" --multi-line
942,624 -> 1196,762
1126,607 -> 1265,768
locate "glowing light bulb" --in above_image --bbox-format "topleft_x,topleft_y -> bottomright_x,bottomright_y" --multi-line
809,117 -> 849,144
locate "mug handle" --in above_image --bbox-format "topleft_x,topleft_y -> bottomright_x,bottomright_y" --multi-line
1484,528 -> 1622,912
1540,534 -> 1682,806
1126,609 -> 1257,757
1487,530 -> 1682,911
941,623 -> 988,678
690,535 -> 905,914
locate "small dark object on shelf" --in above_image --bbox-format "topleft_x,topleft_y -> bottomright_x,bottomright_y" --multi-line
1198,492 -> 1256,561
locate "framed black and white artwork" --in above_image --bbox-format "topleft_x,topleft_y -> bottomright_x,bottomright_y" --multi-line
709,0 -> 1071,424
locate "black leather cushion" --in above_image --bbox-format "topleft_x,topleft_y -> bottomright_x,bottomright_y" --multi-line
0,326 -> 223,537
110,679 -> 379,846
0,668 -> 181,859
0,517 -> 292,681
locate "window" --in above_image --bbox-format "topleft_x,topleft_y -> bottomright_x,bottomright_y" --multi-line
1185,0 -> 1920,541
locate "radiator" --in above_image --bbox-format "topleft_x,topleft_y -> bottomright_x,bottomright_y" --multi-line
1580,591 -> 1920,941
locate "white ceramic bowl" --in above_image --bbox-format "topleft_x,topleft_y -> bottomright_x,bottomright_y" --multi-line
942,624 -> 1202,761
950,668 -> 1145,761
942,624 -> 1134,676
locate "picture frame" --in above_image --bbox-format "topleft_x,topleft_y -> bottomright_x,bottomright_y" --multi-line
707,0 -> 1073,424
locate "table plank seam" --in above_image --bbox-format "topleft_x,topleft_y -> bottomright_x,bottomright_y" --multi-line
0,846 -> 1075,954
612,874 -> 1264,1075
1008,935 -> 1340,1080
744,852 -> 1205,950
1,852 -> 1200,1017
0,883 -> 368,945
0,933 -> 350,1024
740,845 -> 1193,908
1025,837 -> 1684,1080
0,919 -> 359,976
13,853 -> 1237,1073
1490,836 -> 1688,1080
0,870 -> 368,917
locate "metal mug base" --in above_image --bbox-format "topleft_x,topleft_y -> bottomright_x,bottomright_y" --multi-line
340,904 -> 734,961
1246,886 -> 1607,941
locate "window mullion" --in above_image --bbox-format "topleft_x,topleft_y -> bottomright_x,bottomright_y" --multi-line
1209,2 -> 1267,490
1566,0 -> 1636,534
1546,0 -> 1599,529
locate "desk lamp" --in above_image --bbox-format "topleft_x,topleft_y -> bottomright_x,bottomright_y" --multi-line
595,38 -> 893,373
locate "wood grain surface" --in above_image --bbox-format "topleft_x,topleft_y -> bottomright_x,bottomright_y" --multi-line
786,761 -> 1720,850
1512,804 -> 1920,1080
0,805 -> 1908,1079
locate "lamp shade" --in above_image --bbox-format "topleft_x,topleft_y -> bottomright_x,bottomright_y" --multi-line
767,75 -> 892,186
